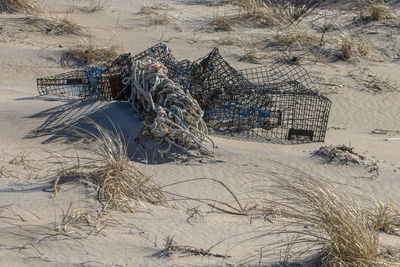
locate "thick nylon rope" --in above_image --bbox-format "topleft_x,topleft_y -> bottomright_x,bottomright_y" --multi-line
122,58 -> 213,156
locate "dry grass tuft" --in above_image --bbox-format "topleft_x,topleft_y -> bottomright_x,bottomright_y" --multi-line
359,0 -> 395,21
273,28 -> 317,47
86,0 -> 104,12
235,0 -> 278,26
217,37 -> 240,46
152,235 -> 230,258
54,121 -> 167,212
338,31 -> 371,60
139,5 -> 158,15
210,15 -> 234,32
370,201 -> 400,236
261,168 -> 398,266
232,0 -> 325,25
67,45 -> 125,64
239,45 -> 264,64
0,154 -> 16,179
140,5 -> 171,25
149,12 -> 170,25
240,48 -> 258,63
25,16 -> 84,35
0,0 -> 42,14
164,177 -> 255,216
55,202 -> 106,234
0,165 -> 12,178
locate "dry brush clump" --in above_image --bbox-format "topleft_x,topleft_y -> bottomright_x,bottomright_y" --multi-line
211,0 -> 326,31
25,16 -> 84,35
0,0 -> 42,14
152,235 -> 230,258
85,0 -> 104,13
216,37 -> 240,46
139,5 -> 171,25
234,0 -> 278,26
338,31 -> 371,60
231,0 -> 327,25
272,28 -> 318,48
0,164 -> 13,178
259,168 -> 400,266
312,144 -> 379,174
54,121 -> 167,212
359,0 -> 395,21
210,15 -> 234,32
67,45 -> 125,65
55,202 -> 107,234
370,201 -> 400,236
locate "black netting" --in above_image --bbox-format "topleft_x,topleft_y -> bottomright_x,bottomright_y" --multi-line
37,43 -> 331,143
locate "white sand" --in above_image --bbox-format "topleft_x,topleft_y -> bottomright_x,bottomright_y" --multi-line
1,0 -> 400,265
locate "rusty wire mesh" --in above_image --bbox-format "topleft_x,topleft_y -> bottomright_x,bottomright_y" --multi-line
189,48 -> 331,142
37,43 -> 331,143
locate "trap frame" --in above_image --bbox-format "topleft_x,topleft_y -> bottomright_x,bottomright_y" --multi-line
189,48 -> 331,142
37,43 -> 331,143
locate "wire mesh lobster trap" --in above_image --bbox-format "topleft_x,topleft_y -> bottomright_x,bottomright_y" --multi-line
37,43 -> 187,100
37,43 -> 331,143
189,48 -> 331,143
37,67 -> 111,99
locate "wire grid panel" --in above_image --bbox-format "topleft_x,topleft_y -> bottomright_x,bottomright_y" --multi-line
37,43 -> 182,100
189,48 -> 331,142
37,68 -> 112,99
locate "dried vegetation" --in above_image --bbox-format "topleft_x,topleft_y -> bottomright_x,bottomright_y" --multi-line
359,0 -> 395,21
25,16 -> 84,35
210,15 -> 234,31
371,201 -> 400,236
140,5 -> 171,25
152,235 -> 230,258
54,121 -> 167,212
259,169 -> 400,266
232,0 -> 327,25
86,0 -> 104,13
273,28 -> 317,47
0,0 -> 42,13
67,45 -> 125,65
55,202 -> 107,234
313,144 -> 370,165
338,31 -> 371,60
234,0 -> 278,26
312,144 -> 379,175
217,37 -> 240,46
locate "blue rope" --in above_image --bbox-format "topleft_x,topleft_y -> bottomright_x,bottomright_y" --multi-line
84,67 -> 104,95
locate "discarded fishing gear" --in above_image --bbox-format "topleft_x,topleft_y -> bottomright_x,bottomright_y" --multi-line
123,59 -> 212,156
37,43 -> 331,145
188,48 -> 331,143
37,44 -> 179,100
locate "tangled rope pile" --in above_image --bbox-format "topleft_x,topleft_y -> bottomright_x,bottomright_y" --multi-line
122,58 -> 213,156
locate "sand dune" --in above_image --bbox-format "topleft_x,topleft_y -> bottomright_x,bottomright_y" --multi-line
1,0 -> 400,266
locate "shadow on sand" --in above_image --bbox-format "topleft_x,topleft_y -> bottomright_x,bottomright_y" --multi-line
18,96 -> 199,164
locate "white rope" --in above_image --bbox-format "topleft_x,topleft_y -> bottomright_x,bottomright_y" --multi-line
122,58 -> 213,156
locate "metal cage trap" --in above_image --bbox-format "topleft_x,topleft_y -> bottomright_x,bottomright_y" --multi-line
37,43 -> 331,143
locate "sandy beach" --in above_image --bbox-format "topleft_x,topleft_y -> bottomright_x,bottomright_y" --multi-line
1,0 -> 400,266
